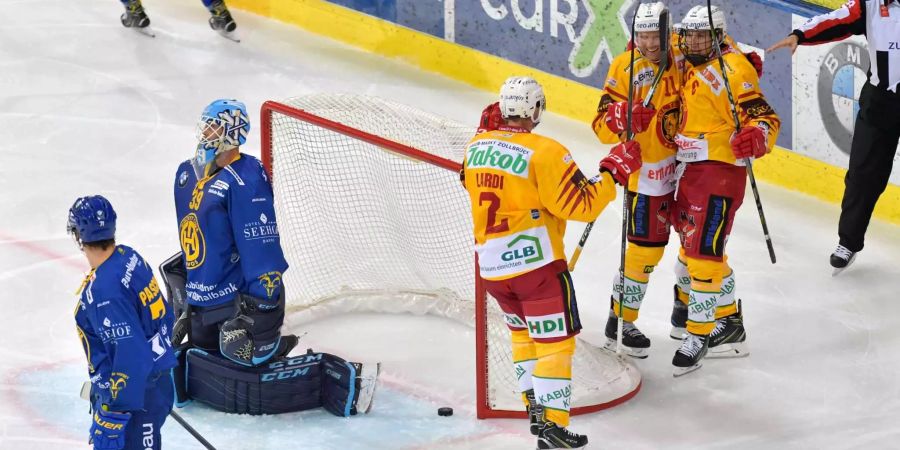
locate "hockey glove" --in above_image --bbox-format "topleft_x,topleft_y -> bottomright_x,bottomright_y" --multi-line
744,51 -> 763,78
90,407 -> 130,450
600,141 -> 642,186
605,102 -> 656,135
730,126 -> 768,160
477,101 -> 504,133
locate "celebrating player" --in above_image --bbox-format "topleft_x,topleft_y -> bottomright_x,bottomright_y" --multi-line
592,1 -> 684,358
164,98 -> 378,417
463,76 -> 641,448
70,195 -> 177,450
670,5 -> 780,376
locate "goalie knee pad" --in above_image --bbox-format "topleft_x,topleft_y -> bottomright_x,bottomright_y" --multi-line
220,292 -> 286,366
186,349 -> 323,415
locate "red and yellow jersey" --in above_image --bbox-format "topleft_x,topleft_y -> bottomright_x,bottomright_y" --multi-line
676,47 -> 781,165
592,46 -> 685,196
463,128 -> 617,281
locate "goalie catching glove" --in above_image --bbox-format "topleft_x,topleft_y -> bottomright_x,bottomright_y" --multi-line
600,141 -> 643,186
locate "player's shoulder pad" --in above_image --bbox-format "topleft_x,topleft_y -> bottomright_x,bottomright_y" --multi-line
222,154 -> 268,189
175,160 -> 194,189
528,133 -> 570,161
88,245 -> 139,304
723,50 -> 758,81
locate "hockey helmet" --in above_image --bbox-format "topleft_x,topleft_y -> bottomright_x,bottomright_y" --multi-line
678,5 -> 727,66
635,2 -> 667,33
67,195 -> 117,247
499,76 -> 546,126
194,99 -> 250,178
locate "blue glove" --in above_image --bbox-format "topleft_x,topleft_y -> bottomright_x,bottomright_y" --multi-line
90,407 -> 130,450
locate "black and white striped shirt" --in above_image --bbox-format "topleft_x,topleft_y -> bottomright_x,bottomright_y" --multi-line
794,0 -> 900,93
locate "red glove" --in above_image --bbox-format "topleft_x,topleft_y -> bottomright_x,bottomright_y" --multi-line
600,141 -> 642,186
605,101 -> 656,135
744,51 -> 763,78
730,126 -> 768,159
477,102 -> 504,133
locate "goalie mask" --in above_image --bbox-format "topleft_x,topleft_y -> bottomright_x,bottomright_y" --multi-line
678,5 -> 727,67
499,76 -> 546,126
67,195 -> 117,249
193,99 -> 250,179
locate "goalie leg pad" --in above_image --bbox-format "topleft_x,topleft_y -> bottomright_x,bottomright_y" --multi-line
186,349 -> 323,415
321,353 -> 380,417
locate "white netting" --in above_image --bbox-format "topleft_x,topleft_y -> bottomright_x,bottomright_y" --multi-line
264,94 -> 640,414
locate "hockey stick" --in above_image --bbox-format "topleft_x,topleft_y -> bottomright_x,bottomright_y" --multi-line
706,0 -> 777,264
80,381 -> 217,450
568,7 -> 670,274
615,4 -> 641,356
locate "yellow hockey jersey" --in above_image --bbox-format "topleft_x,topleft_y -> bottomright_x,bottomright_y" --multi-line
463,129 -> 617,281
676,48 -> 780,165
592,45 -> 685,196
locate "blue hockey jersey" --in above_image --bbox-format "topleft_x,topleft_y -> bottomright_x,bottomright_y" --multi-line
173,153 -> 288,307
74,245 -> 177,411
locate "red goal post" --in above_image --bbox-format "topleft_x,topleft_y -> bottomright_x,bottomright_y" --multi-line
259,95 -> 641,419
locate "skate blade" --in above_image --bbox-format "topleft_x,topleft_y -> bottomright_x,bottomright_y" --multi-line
831,255 -> 857,276
356,362 -> 381,414
218,30 -> 240,42
603,338 -> 649,359
133,26 -> 156,38
707,342 -> 750,359
673,362 -> 703,377
669,326 -> 686,340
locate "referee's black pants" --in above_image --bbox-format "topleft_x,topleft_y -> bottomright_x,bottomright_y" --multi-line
838,83 -> 900,252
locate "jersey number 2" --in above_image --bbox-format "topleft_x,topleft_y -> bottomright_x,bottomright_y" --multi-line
479,192 -> 509,234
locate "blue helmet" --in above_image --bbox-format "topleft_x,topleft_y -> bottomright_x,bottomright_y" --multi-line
67,195 -> 117,245
194,99 -> 250,178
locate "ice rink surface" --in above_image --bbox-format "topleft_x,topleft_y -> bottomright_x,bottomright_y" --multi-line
1,1 -> 899,449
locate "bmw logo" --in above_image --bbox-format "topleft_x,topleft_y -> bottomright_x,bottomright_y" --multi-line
817,42 -> 869,156
178,170 -> 189,187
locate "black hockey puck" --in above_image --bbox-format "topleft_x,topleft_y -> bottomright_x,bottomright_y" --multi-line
437,407 -> 453,417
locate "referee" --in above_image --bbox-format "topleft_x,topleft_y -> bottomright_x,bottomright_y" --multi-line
768,0 -> 899,273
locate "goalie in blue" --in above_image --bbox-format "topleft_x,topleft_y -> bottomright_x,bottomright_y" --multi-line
163,98 -> 379,417
70,195 -> 177,450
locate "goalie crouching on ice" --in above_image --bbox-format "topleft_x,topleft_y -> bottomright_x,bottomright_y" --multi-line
163,98 -> 379,416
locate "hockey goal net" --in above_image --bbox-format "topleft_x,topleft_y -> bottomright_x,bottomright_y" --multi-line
260,94 -> 641,419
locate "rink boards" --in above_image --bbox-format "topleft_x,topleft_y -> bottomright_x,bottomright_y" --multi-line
227,0 -> 900,224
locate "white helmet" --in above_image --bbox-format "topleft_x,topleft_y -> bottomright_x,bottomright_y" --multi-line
635,2 -> 667,33
680,5 -> 727,33
499,76 -> 546,124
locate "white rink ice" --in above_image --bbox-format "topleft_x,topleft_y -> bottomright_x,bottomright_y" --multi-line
2,1 -> 900,449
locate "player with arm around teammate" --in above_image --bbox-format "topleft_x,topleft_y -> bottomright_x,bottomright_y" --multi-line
670,5 -> 781,376
70,195 -> 177,450
591,1 -> 686,358
163,98 -> 378,417
463,76 -> 641,449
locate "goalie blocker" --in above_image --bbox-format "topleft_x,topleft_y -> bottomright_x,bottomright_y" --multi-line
162,252 -> 379,416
